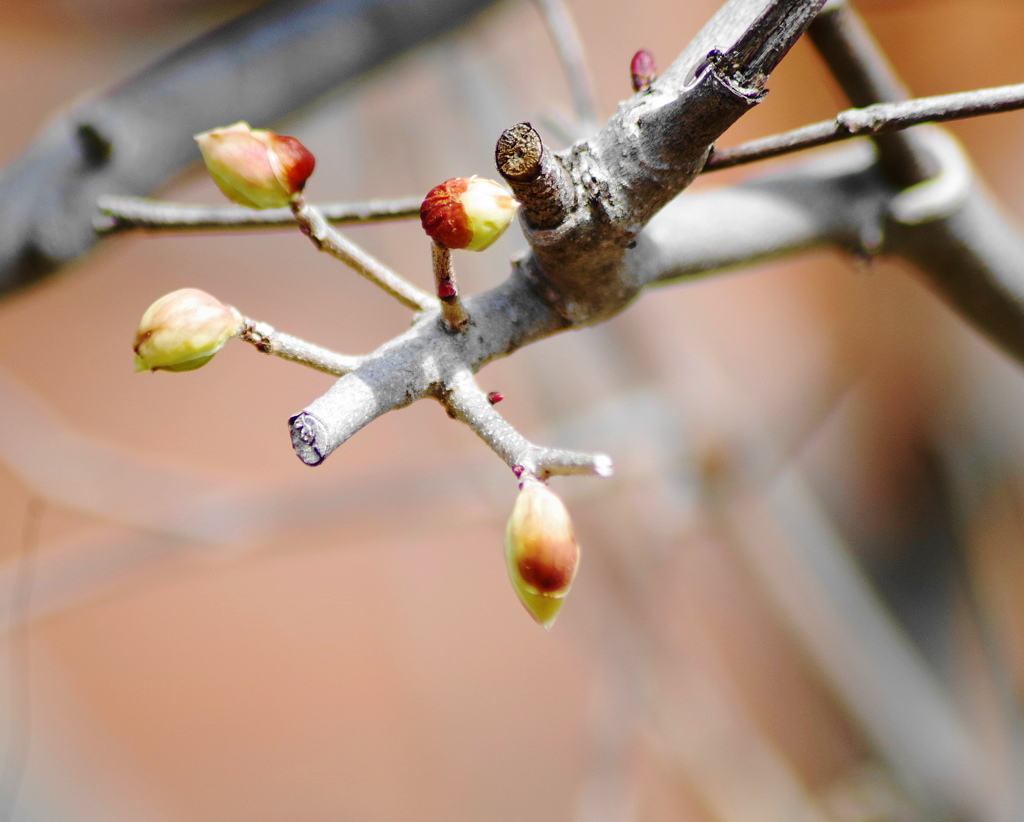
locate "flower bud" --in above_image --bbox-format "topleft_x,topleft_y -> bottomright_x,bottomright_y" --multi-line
631,49 -> 657,93
194,122 -> 315,209
420,176 -> 519,252
504,480 -> 579,629
133,288 -> 243,373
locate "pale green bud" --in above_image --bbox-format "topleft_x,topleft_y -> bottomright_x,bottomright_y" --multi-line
504,480 -> 579,629
195,122 -> 316,210
133,288 -> 243,373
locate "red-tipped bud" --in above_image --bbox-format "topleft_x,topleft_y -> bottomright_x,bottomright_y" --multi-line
631,49 -> 657,93
420,176 -> 519,252
487,391 -> 504,405
133,288 -> 243,373
195,122 -> 315,209
504,480 -> 579,629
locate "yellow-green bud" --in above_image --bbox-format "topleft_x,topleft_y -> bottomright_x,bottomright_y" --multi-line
420,176 -> 519,252
133,288 -> 243,373
504,480 -> 579,629
194,122 -> 316,209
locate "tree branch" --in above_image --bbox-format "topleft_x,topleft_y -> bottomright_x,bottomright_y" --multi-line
531,0 -> 599,135
703,83 -> 1024,172
491,0 -> 826,326
440,369 -> 612,479
885,149 -> 1024,365
645,145 -> 889,285
496,122 -> 576,231
290,0 -> 827,465
658,124 -> 1024,371
751,466 -> 984,818
290,201 -> 434,311
239,320 -> 361,376
289,272 -> 565,466
808,0 -> 930,187
0,0 -> 501,296
94,194 -> 421,234
802,3 -> 1024,368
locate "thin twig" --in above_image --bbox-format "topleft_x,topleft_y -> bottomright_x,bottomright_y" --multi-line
290,200 -> 433,312
703,82 -> 1024,172
95,194 -> 421,235
442,369 -> 612,480
532,0 -> 599,134
808,0 -> 929,187
239,319 -> 361,376
431,242 -> 470,332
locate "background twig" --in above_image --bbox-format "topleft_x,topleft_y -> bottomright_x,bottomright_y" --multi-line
0,0 -> 502,293
705,83 -> 1024,172
532,0 -> 599,135
95,195 -> 422,235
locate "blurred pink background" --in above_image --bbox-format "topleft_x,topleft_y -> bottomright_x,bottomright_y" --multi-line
2,1 -> 1024,820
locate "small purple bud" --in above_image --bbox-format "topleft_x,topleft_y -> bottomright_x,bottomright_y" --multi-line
437,279 -> 457,301
631,49 -> 657,93
487,391 -> 504,405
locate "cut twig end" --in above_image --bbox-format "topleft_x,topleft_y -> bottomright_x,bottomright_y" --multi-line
289,412 -> 328,465
495,123 -> 575,231
496,123 -> 544,182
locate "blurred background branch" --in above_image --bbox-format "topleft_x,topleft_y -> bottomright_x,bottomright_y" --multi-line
0,0 -> 502,296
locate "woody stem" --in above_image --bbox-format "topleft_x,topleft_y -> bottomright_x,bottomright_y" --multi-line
432,242 -> 470,331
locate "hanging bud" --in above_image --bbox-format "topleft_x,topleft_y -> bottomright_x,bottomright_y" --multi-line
631,49 -> 657,93
133,288 -> 243,373
504,479 -> 579,629
420,176 -> 519,252
194,122 -> 315,209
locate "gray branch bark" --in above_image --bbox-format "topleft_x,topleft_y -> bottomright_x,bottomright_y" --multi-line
289,0 -> 827,465
807,1 -> 1024,366
287,0 -> 1024,474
